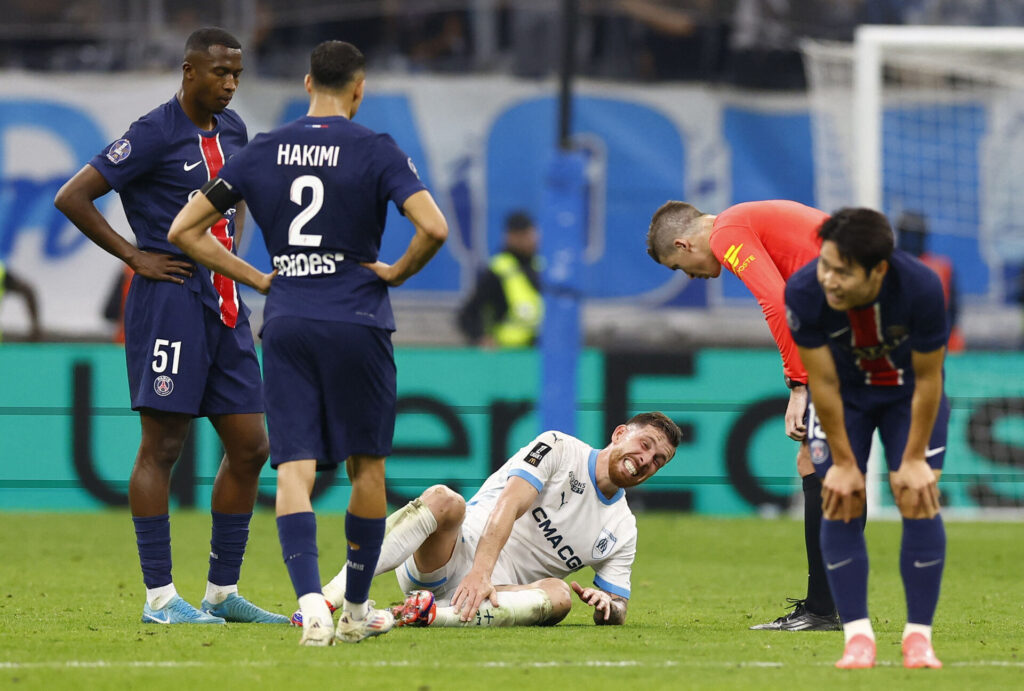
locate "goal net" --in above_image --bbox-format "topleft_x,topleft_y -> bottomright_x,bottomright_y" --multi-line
802,26 -> 1024,303
802,27 -> 1024,517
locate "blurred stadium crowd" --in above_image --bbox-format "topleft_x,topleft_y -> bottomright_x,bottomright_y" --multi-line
4,0 -> 1024,85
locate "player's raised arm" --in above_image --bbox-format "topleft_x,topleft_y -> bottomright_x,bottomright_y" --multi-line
450,475 -> 538,622
797,344 -> 864,523
361,190 -> 448,286
55,165 -> 194,284
168,183 -> 275,294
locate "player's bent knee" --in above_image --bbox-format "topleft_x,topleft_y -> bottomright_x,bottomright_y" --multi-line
822,494 -> 865,521
420,484 -> 465,528
537,579 -> 572,625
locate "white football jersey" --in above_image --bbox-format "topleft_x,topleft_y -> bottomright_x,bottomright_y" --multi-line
463,430 -> 638,598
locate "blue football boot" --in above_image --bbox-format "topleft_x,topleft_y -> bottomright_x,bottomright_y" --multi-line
201,592 -> 290,624
142,595 -> 226,624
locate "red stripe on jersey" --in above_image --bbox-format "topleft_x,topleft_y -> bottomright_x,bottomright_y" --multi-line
198,133 -> 238,328
847,303 -> 902,386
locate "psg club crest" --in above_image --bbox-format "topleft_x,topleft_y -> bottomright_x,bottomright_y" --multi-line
106,138 -> 132,164
592,528 -> 617,560
153,375 -> 174,397
810,439 -> 829,465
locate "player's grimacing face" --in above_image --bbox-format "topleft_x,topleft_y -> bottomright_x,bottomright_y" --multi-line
185,45 -> 243,113
607,424 -> 675,489
816,240 -> 886,310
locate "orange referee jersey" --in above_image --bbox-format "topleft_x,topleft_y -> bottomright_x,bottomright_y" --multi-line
708,200 -> 826,385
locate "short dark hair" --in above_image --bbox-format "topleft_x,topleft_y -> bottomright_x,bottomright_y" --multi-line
504,211 -> 535,234
647,201 -> 704,263
818,207 -> 894,273
626,412 -> 683,449
184,27 -> 241,58
310,41 -> 366,90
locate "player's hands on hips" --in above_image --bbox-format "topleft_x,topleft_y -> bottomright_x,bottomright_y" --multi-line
129,250 -> 193,284
571,581 -> 613,621
252,269 -> 277,295
451,569 -> 498,622
360,260 -> 404,286
822,463 -> 866,523
891,458 -> 941,518
785,386 -> 808,441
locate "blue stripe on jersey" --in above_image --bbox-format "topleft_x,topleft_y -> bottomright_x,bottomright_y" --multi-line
403,563 -> 447,589
594,574 -> 630,599
588,450 -> 624,505
508,468 -> 543,493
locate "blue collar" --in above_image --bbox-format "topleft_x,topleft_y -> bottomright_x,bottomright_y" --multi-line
589,449 -> 624,505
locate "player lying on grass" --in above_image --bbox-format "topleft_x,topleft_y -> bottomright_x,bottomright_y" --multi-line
294,412 -> 681,627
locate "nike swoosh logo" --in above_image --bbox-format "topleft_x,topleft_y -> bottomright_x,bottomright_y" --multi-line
183,160 -> 203,171
913,559 -> 943,568
143,610 -> 171,624
925,447 -> 946,458
829,327 -> 850,338
826,558 -> 853,571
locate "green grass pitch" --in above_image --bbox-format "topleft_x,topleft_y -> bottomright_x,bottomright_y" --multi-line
1,511 -> 1020,690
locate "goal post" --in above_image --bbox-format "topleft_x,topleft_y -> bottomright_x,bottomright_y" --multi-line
804,25 -> 1024,304
803,27 -> 1024,517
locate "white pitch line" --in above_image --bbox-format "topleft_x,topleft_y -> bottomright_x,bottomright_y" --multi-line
1,659 -> 1021,670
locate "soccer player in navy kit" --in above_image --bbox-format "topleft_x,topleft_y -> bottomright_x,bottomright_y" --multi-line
54,28 -> 287,625
785,208 -> 949,670
168,41 -> 449,645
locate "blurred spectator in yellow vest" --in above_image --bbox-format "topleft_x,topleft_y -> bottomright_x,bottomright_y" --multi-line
457,211 -> 543,348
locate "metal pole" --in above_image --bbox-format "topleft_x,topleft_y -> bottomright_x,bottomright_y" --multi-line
558,0 -> 578,149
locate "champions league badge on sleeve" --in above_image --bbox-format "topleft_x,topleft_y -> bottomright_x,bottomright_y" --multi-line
524,442 -> 552,467
106,138 -> 132,164
153,375 -> 174,397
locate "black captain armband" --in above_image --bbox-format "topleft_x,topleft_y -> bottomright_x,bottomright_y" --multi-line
785,376 -> 806,389
200,178 -> 243,213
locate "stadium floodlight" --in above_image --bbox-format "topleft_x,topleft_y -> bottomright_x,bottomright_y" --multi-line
803,25 -> 1024,303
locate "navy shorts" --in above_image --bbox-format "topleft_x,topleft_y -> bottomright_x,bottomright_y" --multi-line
261,316 -> 396,469
805,386 -> 950,476
124,277 -> 263,417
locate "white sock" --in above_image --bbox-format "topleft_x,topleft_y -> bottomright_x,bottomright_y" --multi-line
843,617 -> 875,644
903,622 -> 932,642
147,583 -> 178,610
344,598 -> 370,621
431,589 -> 552,627
203,582 -> 238,605
323,498 -> 438,607
298,592 -> 332,626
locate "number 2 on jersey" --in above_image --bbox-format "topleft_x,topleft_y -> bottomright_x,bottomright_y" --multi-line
289,175 -> 324,247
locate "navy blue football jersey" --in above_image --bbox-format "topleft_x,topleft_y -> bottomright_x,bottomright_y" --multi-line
785,249 -> 948,389
216,115 -> 427,331
90,96 -> 249,325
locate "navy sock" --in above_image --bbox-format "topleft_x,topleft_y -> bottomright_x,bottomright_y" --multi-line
344,512 -> 386,605
208,511 -> 251,586
801,474 -> 835,615
133,514 -> 173,589
820,518 -> 869,623
900,515 -> 946,625
276,512 -> 321,598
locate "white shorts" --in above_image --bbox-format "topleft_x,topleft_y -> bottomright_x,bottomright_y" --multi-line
395,506 -> 519,605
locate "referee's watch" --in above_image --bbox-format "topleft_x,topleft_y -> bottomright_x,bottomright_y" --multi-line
785,376 -> 806,389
